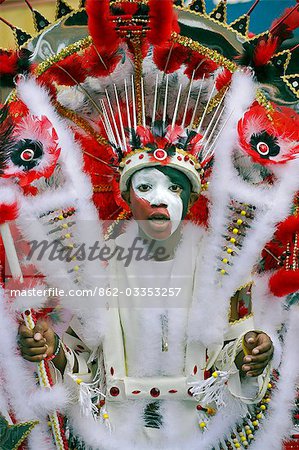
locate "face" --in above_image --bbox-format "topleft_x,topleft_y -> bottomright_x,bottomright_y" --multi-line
128,167 -> 191,240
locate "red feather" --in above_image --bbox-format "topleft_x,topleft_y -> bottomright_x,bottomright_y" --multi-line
0,202 -> 18,225
86,0 -> 120,54
45,54 -> 87,86
216,68 -> 232,91
0,50 -> 18,75
270,5 -> 299,42
153,43 -> 188,73
269,269 -> 299,297
275,215 -> 299,244
184,52 -> 218,80
147,0 -> 177,46
253,36 -> 279,66
81,46 -> 121,77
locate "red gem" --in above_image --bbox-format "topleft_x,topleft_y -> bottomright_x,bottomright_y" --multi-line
139,154 -> 144,159
126,159 -> 131,165
168,389 -> 177,394
204,370 -> 211,380
257,142 -> 269,155
184,155 -> 189,161
110,387 -> 120,397
99,399 -> 105,407
190,160 -> 194,165
177,156 -> 182,161
193,365 -> 198,375
154,149 -> 167,161
150,388 -> 160,398
196,404 -> 203,411
110,367 -> 114,376
21,150 -> 34,161
132,390 -> 141,394
24,310 -> 30,316
187,388 -> 194,397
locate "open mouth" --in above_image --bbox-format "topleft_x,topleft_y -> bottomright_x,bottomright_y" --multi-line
148,214 -> 170,222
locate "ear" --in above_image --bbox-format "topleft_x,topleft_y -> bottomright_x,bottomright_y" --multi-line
188,192 -> 199,209
121,190 -> 131,206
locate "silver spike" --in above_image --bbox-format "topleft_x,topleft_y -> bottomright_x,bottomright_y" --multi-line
124,79 -> 132,131
188,74 -> 205,130
100,99 -> 117,147
171,84 -> 182,129
202,109 -> 234,161
105,89 -> 123,149
201,106 -> 226,159
200,88 -> 228,144
181,71 -> 195,129
151,73 -> 159,128
131,75 -> 137,131
114,84 -> 126,151
162,74 -> 169,128
196,81 -> 216,134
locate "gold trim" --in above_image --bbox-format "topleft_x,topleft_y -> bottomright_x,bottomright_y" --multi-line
187,0 -> 206,15
54,100 -> 108,145
104,209 -> 132,241
271,49 -> 292,74
229,14 -> 250,38
282,74 -> 299,99
93,185 -> 113,193
0,417 -> 39,450
171,32 -> 237,72
230,312 -> 253,326
256,90 -> 274,121
174,5 -> 251,42
209,1 -> 227,24
34,35 -> 92,76
130,36 -> 144,126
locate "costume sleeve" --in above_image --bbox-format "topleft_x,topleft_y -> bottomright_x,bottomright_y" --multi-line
212,315 -> 271,405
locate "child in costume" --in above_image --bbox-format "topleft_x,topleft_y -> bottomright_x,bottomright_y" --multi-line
0,0 -> 298,449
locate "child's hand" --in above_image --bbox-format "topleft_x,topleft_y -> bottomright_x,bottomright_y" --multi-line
18,319 -> 56,363
242,331 -> 273,377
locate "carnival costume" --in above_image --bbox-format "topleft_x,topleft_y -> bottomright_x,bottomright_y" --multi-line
0,0 -> 299,449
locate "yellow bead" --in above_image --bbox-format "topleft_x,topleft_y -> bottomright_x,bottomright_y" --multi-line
72,256 -> 77,261
265,398 -> 271,403
260,404 -> 266,411
76,378 -> 82,384
241,210 -> 246,216
248,434 -> 254,439
199,422 -> 206,428
103,413 -> 109,420
65,233 -> 71,239
268,383 -> 272,389
243,441 -> 249,446
58,215 -> 63,220
207,407 -> 216,415
235,444 -> 241,448
233,228 -> 239,235
47,421 -> 52,427
220,269 -> 226,275
212,371 -> 218,378
222,258 -> 229,264
230,237 -> 236,243
246,429 -> 252,435
68,244 -> 74,249
256,414 -> 262,419
237,219 -> 243,226
252,420 -> 258,426
227,248 -> 233,254
245,425 -> 250,431
62,223 -> 68,229
74,265 -> 80,272
241,436 -> 246,442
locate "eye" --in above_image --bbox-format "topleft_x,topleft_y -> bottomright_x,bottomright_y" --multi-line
11,139 -> 43,170
137,184 -> 152,192
250,131 -> 280,159
169,184 -> 182,194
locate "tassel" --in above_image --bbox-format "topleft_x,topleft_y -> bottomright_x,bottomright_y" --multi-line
189,370 -> 235,408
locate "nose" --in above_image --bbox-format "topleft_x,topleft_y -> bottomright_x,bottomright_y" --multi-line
152,202 -> 168,208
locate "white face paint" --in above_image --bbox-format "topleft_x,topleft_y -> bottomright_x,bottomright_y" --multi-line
131,168 -> 183,236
